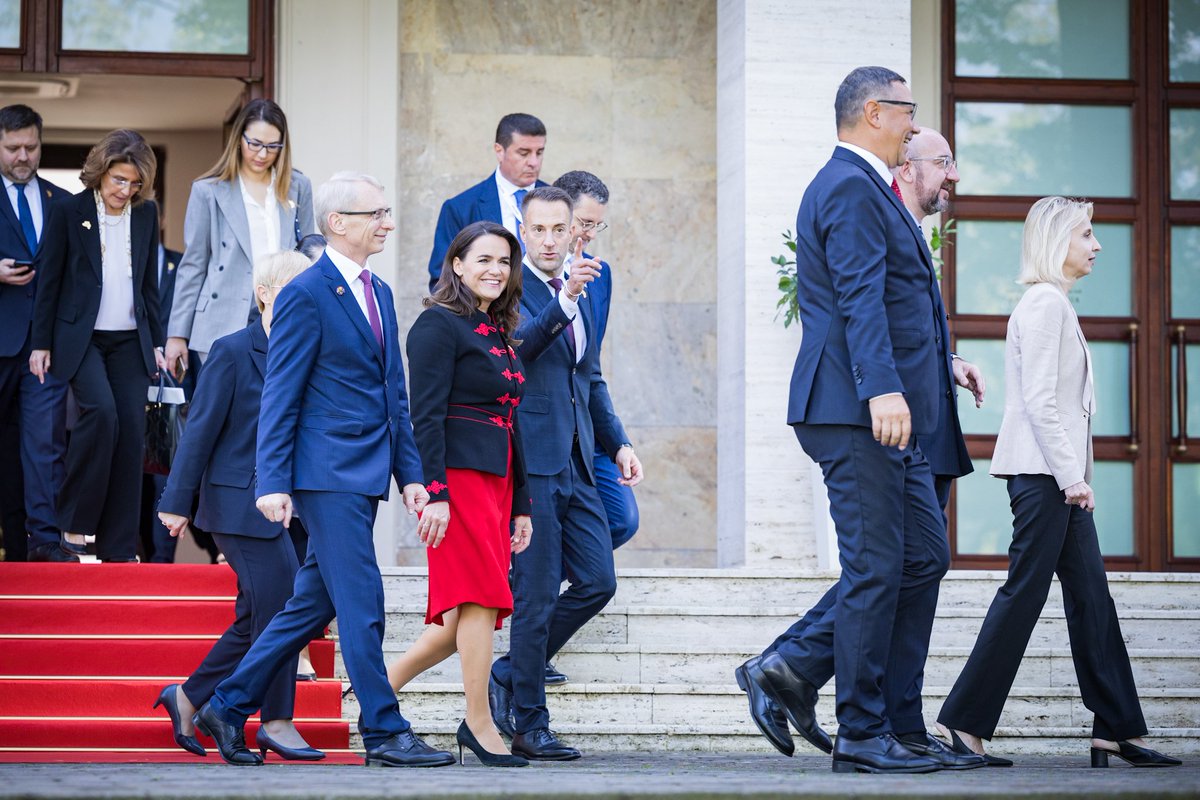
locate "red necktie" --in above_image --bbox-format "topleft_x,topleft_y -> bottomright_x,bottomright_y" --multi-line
891,178 -> 903,201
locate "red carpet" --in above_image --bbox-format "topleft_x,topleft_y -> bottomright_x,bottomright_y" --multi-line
0,563 -> 350,763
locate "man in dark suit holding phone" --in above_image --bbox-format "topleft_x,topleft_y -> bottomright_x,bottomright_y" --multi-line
0,104 -> 70,562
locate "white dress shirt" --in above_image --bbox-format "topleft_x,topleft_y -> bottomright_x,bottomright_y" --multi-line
526,257 -> 586,363
3,175 -> 45,243
326,244 -> 382,328
494,169 -> 535,240
239,171 -> 280,267
94,214 -> 137,331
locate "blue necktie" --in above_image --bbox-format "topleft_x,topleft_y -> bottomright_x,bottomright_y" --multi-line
513,188 -> 528,255
15,182 -> 38,255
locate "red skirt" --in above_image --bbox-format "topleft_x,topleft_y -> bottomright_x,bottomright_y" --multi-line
424,452 -> 515,630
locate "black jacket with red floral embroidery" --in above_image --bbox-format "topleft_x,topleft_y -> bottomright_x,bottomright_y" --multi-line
405,305 -> 531,516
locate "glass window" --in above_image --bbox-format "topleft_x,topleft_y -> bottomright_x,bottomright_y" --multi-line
0,0 -> 19,48
1170,0 -> 1200,83
1171,343 -> 1200,438
955,103 -> 1132,198
955,338 -> 1007,436
956,459 -> 1134,555
956,0 -> 1130,80
1090,341 -> 1130,437
1171,226 -> 1200,319
1173,464 -> 1200,557
61,0 -> 250,55
1170,108 -> 1200,200
955,221 -> 1132,316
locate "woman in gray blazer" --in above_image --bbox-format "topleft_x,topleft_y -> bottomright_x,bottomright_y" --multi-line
935,197 -> 1180,769
164,99 -> 313,377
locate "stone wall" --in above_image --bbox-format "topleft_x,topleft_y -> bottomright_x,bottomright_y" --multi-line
391,1 -> 719,567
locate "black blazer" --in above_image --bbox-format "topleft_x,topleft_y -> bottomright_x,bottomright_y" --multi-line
406,305 -> 531,516
0,176 -> 71,357
31,190 -> 162,380
158,322 -> 283,538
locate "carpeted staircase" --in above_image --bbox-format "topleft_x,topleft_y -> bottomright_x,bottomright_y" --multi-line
0,563 -> 354,763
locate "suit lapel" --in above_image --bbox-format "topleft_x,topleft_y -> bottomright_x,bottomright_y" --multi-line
320,257 -> 384,367
480,180 -> 503,226
0,182 -> 25,252
278,179 -> 299,248
214,180 -> 254,264
522,264 -> 576,360
72,194 -> 103,282
131,206 -> 152,289
249,320 -> 268,378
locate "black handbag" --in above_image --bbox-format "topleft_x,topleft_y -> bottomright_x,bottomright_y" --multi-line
144,372 -> 187,476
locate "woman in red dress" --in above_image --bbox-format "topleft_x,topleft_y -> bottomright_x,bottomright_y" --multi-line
388,221 -> 533,767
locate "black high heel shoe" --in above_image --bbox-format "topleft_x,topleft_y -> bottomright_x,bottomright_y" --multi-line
456,720 -> 528,767
1091,741 -> 1182,768
152,684 -> 206,757
255,725 -> 325,761
944,727 -> 1013,767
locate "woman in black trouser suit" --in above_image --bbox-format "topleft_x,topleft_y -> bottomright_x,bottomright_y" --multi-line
935,197 -> 1180,769
30,130 -> 166,562
153,251 -> 320,763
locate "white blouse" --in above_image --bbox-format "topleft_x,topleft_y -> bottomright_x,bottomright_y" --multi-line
94,213 -> 136,331
239,170 -> 280,267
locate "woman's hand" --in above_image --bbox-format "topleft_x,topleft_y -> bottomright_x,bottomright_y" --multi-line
157,512 -> 190,538
28,350 -> 50,384
1063,481 -> 1095,512
417,501 -> 449,549
511,515 -> 532,554
165,337 -> 189,380
153,347 -> 169,375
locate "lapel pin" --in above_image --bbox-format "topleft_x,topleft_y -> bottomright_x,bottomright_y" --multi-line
45,189 -> 51,198
82,220 -> 92,230
336,286 -> 345,296
167,262 -> 176,271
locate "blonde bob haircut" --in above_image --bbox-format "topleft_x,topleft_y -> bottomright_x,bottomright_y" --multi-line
79,129 -> 157,207
1017,196 -> 1094,290
253,250 -> 311,313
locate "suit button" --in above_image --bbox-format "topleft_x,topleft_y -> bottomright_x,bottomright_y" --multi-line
211,293 -> 218,299
218,265 -> 224,271
935,335 -> 941,344
221,241 -> 227,247
855,378 -> 863,384
945,389 -> 952,398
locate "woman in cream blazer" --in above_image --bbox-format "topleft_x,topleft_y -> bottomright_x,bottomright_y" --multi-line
935,197 -> 1180,769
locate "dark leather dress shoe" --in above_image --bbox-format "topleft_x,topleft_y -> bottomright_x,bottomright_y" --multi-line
753,653 -> 832,754
192,703 -> 261,765
364,730 -> 455,767
511,728 -> 581,761
28,543 -> 79,563
488,674 -> 516,738
899,732 -> 985,770
832,732 -> 941,774
256,725 -> 325,761
544,662 -> 568,685
943,727 -> 1013,767
735,656 -> 793,756
153,684 -> 206,757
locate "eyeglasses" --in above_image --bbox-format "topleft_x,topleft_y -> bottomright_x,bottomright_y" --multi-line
574,219 -> 608,235
337,207 -> 393,222
242,134 -> 285,154
908,155 -> 956,171
876,99 -> 918,119
107,174 -> 143,191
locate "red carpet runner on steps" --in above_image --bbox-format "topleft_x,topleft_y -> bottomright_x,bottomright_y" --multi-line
0,563 -> 357,763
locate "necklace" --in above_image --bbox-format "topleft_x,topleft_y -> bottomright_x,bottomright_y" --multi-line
94,191 -> 132,278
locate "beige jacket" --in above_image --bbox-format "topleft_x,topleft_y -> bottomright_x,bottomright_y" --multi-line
990,282 -> 1096,488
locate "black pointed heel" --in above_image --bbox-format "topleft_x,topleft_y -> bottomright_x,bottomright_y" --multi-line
456,720 -> 528,767
153,684 -> 206,757
1091,741 -> 1182,768
255,725 -> 325,761
945,727 -> 1013,767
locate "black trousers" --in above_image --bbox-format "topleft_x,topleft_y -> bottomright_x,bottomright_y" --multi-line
938,473 -> 1147,741
58,331 -> 148,559
182,529 -> 300,721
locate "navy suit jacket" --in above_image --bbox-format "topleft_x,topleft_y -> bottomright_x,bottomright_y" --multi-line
427,174 -> 548,290
514,265 -> 627,483
582,253 -> 613,351
0,176 -> 71,357
159,321 -> 283,537
256,254 -> 423,500
31,190 -> 162,380
787,147 -> 954,438
158,246 -> 183,324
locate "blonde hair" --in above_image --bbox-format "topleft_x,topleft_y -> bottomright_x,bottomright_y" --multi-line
1018,196 -> 1094,289
199,99 -> 293,205
79,129 -> 157,206
253,250 -> 310,312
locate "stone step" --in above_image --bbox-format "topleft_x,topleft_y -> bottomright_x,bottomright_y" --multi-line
369,604 -> 1200,651
380,567 -> 1200,612
343,683 -> 1200,734
340,644 -> 1200,690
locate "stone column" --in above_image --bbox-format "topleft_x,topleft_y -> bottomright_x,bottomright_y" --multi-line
716,0 -> 912,567
276,0 -> 411,566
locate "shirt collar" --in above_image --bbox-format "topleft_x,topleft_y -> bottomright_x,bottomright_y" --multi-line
494,168 -> 533,198
2,175 -> 36,191
837,141 -> 893,187
238,169 -> 276,206
523,256 -> 566,287
326,244 -> 370,286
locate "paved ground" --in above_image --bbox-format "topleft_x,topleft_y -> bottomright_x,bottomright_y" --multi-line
2,753 -> 1198,799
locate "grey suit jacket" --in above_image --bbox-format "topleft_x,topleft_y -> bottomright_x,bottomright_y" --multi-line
990,282 -> 1096,488
167,171 -> 314,354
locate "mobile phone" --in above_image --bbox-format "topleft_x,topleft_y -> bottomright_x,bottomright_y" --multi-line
12,260 -> 32,269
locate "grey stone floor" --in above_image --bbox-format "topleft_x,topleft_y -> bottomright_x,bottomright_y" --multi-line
2,754 -> 1198,799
